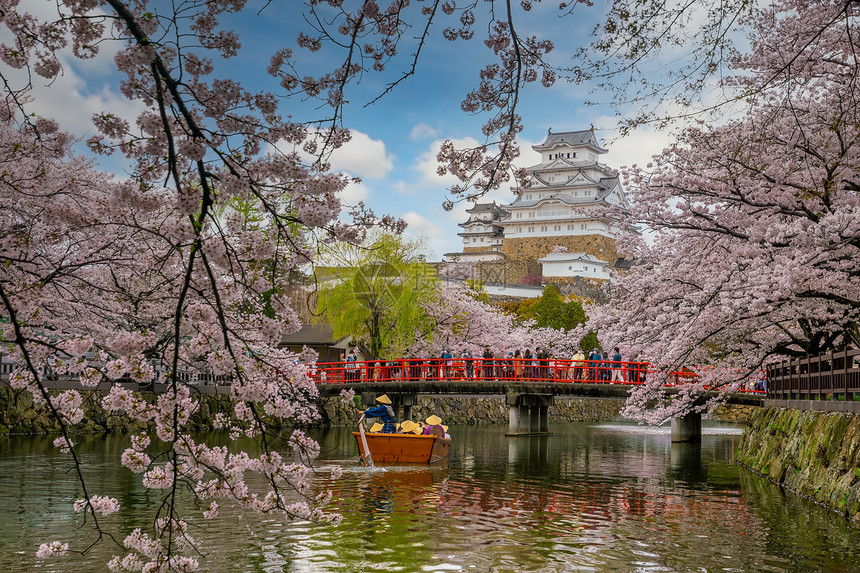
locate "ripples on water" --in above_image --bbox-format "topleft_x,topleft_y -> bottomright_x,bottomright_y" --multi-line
1,422 -> 859,572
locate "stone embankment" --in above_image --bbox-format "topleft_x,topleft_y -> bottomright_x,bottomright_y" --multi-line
0,387 -> 236,435
321,395 -> 626,426
735,407 -> 860,525
2,386 -> 757,435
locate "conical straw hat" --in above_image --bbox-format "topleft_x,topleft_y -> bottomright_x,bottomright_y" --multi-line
425,414 -> 442,426
375,394 -> 392,404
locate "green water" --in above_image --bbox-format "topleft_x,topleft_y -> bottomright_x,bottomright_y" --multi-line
1,422 -> 859,572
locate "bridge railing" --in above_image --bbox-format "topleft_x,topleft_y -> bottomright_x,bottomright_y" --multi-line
308,357 -> 765,393
766,348 -> 860,401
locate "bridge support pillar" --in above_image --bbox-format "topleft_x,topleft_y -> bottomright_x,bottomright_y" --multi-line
505,394 -> 553,436
671,412 -> 702,443
390,394 -> 418,424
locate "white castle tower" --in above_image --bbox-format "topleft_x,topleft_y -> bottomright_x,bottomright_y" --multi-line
497,128 -> 628,280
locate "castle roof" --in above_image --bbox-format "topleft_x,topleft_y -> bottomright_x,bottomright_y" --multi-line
504,176 -> 620,209
533,129 -> 607,154
465,202 -> 508,215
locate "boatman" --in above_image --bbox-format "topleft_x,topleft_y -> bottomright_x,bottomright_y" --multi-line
363,394 -> 397,433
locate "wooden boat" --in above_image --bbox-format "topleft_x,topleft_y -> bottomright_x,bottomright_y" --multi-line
352,431 -> 451,463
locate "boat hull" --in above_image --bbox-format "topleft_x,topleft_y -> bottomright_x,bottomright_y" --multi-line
352,432 -> 451,463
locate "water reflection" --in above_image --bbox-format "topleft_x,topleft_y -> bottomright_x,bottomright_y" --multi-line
1,423 -> 859,572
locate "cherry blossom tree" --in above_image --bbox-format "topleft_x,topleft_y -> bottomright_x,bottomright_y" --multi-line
409,284 -> 582,358
595,0 -> 860,423
3,0 -> 850,567
0,0 -> 568,566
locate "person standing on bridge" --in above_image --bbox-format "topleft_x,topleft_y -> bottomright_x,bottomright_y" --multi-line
610,347 -> 625,383
362,394 -> 397,433
571,348 -> 585,382
513,349 -> 523,379
461,348 -> 474,378
441,348 -> 454,379
482,346 -> 494,380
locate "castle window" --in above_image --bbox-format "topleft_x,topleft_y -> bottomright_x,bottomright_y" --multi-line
568,266 -> 572,270
580,224 -> 586,230
480,237 -> 484,242
572,152 -> 576,158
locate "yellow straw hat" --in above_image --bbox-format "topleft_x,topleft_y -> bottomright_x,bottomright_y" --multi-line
369,422 -> 384,432
442,425 -> 448,432
400,420 -> 418,433
375,394 -> 392,405
425,414 -> 442,426
412,425 -> 424,435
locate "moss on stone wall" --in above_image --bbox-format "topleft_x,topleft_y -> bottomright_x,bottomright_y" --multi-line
736,407 -> 860,525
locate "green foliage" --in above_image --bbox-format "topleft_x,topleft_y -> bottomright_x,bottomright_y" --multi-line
463,279 -> 489,304
498,285 -> 598,351
579,331 -> 600,353
315,234 -> 439,360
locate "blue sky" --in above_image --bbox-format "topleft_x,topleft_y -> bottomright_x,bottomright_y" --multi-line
20,0 -> 677,259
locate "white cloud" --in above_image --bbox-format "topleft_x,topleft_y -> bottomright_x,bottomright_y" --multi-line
394,180 -> 413,195
28,71 -> 143,137
328,130 -> 395,180
409,123 -> 439,141
597,122 -> 675,172
403,211 -> 443,238
339,180 -> 370,205
411,136 -> 481,188
512,137 -> 541,170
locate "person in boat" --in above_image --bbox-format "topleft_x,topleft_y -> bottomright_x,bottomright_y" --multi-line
423,414 -> 446,437
398,420 -> 419,434
363,394 -> 397,433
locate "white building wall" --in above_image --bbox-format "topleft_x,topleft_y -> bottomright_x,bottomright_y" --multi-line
541,260 -> 610,280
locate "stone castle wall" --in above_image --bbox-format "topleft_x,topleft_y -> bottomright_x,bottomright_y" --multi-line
501,234 -> 617,262
476,259 -> 542,284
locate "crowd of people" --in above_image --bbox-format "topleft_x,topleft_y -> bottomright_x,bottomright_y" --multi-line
324,346 -> 647,384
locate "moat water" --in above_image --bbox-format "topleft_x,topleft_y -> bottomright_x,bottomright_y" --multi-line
1,422 -> 859,572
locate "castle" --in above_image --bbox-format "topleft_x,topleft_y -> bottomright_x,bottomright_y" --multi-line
446,128 -> 628,283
